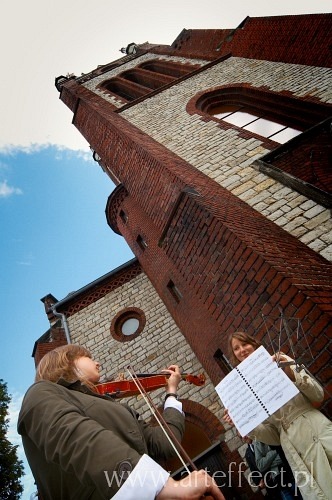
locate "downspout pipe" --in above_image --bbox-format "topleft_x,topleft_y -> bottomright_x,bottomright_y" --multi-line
51,304 -> 71,344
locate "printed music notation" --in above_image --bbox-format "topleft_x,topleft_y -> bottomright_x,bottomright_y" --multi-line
215,346 -> 299,436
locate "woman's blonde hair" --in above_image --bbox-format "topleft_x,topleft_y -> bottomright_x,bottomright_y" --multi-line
227,331 -> 262,366
35,344 -> 92,385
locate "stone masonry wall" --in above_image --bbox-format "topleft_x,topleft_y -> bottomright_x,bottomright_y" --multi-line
66,272 -> 224,423
117,56 -> 332,260
83,54 -> 207,108
57,44 -> 331,495
65,270 -> 252,492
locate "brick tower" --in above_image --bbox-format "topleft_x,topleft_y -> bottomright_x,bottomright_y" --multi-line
43,13 -> 332,497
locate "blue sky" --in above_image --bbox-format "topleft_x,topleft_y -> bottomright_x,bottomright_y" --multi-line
1,147 -> 134,496
1,147 -> 133,392
1,0 -> 330,498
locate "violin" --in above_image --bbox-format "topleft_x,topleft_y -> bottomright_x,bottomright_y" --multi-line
108,369 -> 221,499
95,372 -> 206,398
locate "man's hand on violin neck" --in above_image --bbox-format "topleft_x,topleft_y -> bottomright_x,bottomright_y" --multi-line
162,365 -> 182,393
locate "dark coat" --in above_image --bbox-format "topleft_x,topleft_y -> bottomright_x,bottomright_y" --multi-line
245,444 -> 262,486
18,380 -> 185,499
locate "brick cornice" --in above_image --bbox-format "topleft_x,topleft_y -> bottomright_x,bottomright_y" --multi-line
57,260 -> 142,317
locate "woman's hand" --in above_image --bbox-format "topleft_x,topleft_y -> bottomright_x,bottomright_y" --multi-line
163,364 -> 182,394
156,470 -> 225,499
272,353 -> 295,381
222,408 -> 234,427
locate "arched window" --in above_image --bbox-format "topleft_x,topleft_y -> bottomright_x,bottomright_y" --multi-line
211,104 -> 301,144
100,77 -> 147,101
139,60 -> 199,78
120,68 -> 173,90
99,59 -> 199,103
195,85 -> 329,144
193,85 -> 332,203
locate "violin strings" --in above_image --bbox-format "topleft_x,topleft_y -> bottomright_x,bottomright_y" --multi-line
126,366 -> 192,475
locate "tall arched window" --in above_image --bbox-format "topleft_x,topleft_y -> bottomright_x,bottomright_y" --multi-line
211,104 -> 301,144
192,85 -> 332,203
98,59 -> 200,103
194,85 -> 329,144
139,60 -> 199,78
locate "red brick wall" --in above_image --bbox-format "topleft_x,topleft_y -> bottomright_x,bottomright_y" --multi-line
115,185 -> 332,416
59,83 -> 332,416
263,120 -> 332,194
151,15 -> 332,68
223,15 -> 332,68
34,329 -> 67,367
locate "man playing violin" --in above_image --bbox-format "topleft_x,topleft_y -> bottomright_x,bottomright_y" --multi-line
18,344 -> 224,499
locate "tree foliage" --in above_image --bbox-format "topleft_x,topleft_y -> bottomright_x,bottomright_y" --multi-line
0,379 -> 24,499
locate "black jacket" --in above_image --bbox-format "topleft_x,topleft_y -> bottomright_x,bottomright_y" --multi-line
18,380 -> 184,499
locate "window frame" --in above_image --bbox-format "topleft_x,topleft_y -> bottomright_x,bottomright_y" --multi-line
193,85 -> 329,133
110,307 -> 146,343
189,85 -> 332,206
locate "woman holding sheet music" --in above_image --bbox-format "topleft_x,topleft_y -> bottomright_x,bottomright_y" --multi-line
223,332 -> 332,500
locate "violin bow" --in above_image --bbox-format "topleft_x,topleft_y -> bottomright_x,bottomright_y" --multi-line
126,368 -> 226,499
126,365 -> 197,475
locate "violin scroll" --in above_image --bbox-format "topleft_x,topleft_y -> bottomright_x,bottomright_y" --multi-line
183,373 -> 206,386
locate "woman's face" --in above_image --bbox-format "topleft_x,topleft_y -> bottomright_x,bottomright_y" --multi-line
231,338 -> 255,362
75,356 -> 100,383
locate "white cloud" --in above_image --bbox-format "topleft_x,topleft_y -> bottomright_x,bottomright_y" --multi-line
54,147 -> 93,163
1,0 -> 330,152
0,144 -> 49,156
0,180 -> 23,198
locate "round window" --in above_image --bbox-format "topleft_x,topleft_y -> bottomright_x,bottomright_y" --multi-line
121,318 -> 140,336
110,307 -> 146,342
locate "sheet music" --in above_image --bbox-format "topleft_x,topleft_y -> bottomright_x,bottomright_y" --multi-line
215,346 -> 299,436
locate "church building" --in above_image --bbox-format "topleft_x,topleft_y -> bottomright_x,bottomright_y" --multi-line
34,13 -> 331,498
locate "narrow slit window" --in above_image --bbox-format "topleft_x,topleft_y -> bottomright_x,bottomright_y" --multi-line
214,348 -> 233,374
120,210 -> 128,223
167,280 -> 182,303
137,235 -> 148,250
